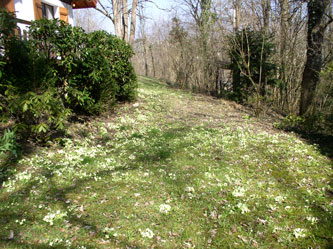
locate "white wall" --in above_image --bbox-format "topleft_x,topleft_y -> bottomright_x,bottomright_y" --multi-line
14,0 -> 74,25
14,0 -> 35,22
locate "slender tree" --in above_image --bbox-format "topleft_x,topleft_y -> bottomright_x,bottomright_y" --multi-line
122,0 -> 129,42
129,0 -> 138,45
232,0 -> 242,100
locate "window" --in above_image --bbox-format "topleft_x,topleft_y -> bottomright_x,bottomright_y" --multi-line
42,3 -> 54,20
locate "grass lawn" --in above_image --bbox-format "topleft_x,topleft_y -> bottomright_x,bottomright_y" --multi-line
0,76 -> 332,248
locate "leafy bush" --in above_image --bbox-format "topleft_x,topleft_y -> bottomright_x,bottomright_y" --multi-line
274,115 -> 306,131
0,12 -> 137,141
0,129 -> 19,168
0,129 -> 19,160
5,87 -> 71,138
28,19 -> 137,114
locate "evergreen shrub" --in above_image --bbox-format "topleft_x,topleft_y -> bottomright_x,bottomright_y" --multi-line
0,9 -> 137,140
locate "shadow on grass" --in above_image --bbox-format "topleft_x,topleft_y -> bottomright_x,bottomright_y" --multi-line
299,132 -> 333,159
0,162 -> 143,248
255,141 -> 333,248
0,125 -> 192,248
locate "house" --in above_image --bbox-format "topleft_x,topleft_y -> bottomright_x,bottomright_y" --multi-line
0,0 -> 97,38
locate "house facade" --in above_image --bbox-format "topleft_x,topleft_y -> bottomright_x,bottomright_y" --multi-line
0,0 -> 97,38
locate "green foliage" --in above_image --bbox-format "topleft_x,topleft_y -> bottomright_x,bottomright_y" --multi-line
274,114 -> 326,135
229,29 -> 277,102
169,17 -> 188,44
84,30 -> 137,104
0,129 -> 18,158
0,8 -> 16,47
0,14 -> 137,141
28,19 -> 137,113
315,61 -> 333,134
6,87 -> 71,138
274,115 -> 306,131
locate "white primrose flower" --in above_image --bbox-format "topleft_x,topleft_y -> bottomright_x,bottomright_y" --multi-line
140,228 -> 154,239
43,210 -> 67,226
293,228 -> 307,238
306,216 -> 318,225
237,202 -> 250,214
159,204 -> 171,214
274,195 -> 285,203
185,186 -> 195,192
232,187 -> 246,197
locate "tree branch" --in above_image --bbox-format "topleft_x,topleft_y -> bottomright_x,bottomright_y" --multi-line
96,0 -> 114,23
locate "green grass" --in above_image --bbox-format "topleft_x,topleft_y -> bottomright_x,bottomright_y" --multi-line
0,76 -> 332,248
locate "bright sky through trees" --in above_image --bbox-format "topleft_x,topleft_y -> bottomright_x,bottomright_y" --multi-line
74,0 -> 172,34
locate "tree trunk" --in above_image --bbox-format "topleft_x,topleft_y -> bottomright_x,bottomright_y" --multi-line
143,36 -> 148,76
299,0 -> 330,115
149,45 -> 156,77
262,0 -> 270,33
278,0 -> 288,110
122,0 -> 129,42
260,0 -> 270,98
233,0 -> 240,32
129,0 -> 138,45
232,0 -> 241,100
279,0 -> 288,82
112,0 -> 122,38
196,0 -> 212,93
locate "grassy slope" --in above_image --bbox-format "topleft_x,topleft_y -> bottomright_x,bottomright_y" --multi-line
0,76 -> 332,248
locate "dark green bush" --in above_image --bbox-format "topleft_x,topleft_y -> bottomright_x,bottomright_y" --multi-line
28,19 -> 137,114
1,11 -> 137,140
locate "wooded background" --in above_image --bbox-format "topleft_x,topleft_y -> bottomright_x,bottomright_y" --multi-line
82,0 -> 333,133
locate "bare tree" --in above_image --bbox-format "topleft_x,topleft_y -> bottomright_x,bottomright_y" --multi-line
96,0 -> 144,45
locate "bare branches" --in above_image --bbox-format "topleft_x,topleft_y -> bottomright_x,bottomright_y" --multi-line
96,0 -> 114,23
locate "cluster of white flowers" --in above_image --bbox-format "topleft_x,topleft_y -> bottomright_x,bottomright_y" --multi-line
159,204 -> 171,214
232,187 -> 246,197
15,218 -> 26,225
306,216 -> 318,225
293,228 -> 307,238
274,195 -> 285,203
103,227 -> 118,238
48,238 -> 72,247
168,173 -> 176,180
43,210 -> 67,226
185,186 -> 195,199
185,186 -> 195,192
237,202 -> 250,214
140,228 -> 154,239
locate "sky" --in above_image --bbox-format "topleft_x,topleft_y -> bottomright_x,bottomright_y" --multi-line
144,0 -> 173,20
73,0 -> 174,34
